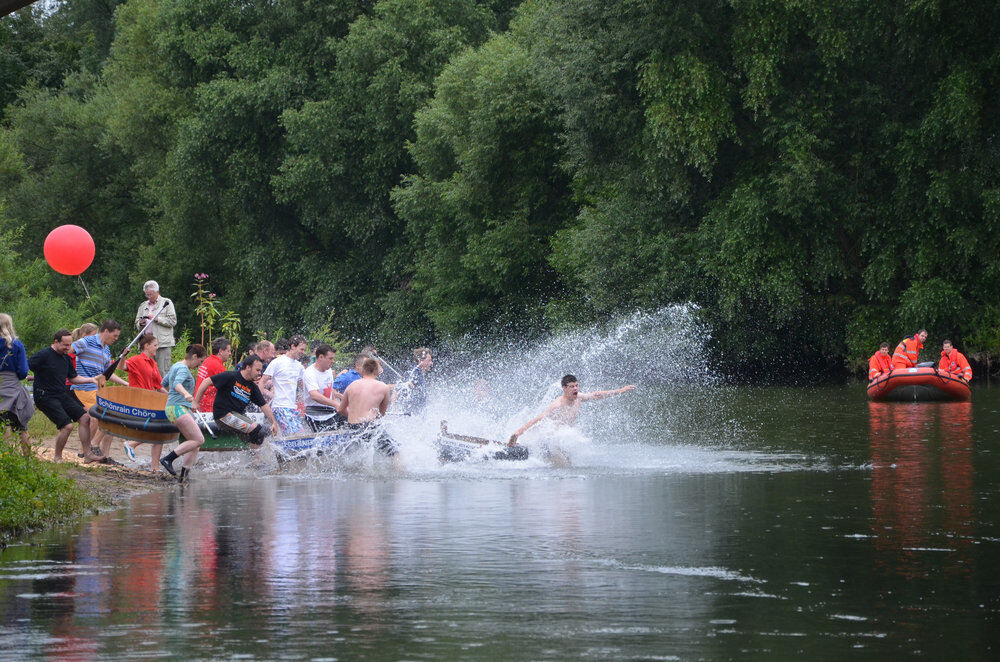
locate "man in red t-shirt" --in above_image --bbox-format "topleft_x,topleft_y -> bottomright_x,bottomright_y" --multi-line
124,334 -> 169,469
196,337 -> 232,412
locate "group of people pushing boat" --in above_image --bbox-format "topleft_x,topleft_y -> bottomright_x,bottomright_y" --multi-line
140,337 -> 433,479
867,329 -> 973,382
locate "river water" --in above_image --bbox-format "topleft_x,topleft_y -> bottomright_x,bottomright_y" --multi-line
1,382 -> 998,660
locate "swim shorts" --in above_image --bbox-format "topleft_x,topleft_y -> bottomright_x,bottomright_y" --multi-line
34,391 -> 86,429
165,404 -> 192,423
347,421 -> 398,457
73,389 -> 98,410
272,406 -> 303,436
217,411 -> 266,445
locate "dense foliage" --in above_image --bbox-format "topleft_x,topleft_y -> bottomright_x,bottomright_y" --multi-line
1,0 -> 999,378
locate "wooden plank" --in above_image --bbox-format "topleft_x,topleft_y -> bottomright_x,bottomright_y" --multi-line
439,421 -> 500,446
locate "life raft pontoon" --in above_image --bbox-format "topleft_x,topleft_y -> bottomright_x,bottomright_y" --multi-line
867,365 -> 971,402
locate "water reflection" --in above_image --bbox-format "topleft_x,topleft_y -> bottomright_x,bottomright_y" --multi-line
2,386 -> 999,659
869,402 -> 975,579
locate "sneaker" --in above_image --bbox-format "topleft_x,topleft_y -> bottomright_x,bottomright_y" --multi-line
123,443 -> 137,462
159,456 -> 177,476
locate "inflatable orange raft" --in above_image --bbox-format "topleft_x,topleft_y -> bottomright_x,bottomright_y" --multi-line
867,366 -> 971,402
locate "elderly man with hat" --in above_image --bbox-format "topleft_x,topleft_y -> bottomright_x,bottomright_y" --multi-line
135,280 -> 177,376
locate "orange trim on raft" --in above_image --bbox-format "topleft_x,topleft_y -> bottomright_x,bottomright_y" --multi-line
867,366 -> 971,402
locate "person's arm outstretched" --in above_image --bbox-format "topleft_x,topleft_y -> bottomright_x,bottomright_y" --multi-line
580,385 -> 635,402
509,397 -> 562,446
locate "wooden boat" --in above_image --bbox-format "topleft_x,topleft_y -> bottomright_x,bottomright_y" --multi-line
90,386 -> 180,444
437,421 -> 529,462
867,366 -> 971,402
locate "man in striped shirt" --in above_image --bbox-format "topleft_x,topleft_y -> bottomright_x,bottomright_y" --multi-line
71,320 -> 128,459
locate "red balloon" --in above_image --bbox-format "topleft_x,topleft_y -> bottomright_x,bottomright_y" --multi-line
43,225 -> 95,276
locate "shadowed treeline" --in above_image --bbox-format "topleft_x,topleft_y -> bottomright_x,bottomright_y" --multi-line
2,1 -> 999,379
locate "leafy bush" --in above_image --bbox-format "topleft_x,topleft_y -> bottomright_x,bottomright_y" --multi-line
0,440 -> 95,542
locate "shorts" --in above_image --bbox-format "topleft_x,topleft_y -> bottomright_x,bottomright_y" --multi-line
165,405 -> 193,423
272,406 -> 303,436
306,412 -> 345,433
217,411 -> 266,445
34,391 -> 86,429
347,421 -> 398,457
0,410 -> 25,432
73,389 -> 98,410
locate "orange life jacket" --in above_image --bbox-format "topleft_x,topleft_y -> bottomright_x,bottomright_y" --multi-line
868,352 -> 892,380
892,335 -> 923,368
939,349 -> 972,381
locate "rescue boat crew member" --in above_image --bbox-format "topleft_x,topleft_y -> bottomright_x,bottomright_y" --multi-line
939,339 -> 972,382
892,329 -> 928,369
868,342 -> 893,381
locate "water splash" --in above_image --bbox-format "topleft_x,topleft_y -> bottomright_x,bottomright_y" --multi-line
200,305 -> 821,477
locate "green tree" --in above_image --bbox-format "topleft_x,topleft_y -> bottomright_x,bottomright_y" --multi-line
393,23 -> 572,337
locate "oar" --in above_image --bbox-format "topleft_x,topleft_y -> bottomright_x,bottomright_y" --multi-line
439,421 -> 503,446
369,352 -> 405,382
102,302 -> 169,380
193,411 -> 216,438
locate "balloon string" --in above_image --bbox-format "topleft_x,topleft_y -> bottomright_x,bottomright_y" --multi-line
78,275 -> 91,299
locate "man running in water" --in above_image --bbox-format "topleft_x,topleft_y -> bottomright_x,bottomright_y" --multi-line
337,357 -> 401,467
509,374 -> 635,445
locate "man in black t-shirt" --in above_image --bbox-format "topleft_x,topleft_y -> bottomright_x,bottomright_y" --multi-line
28,329 -> 104,462
193,355 -> 278,445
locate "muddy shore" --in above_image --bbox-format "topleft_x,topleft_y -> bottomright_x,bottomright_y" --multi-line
33,431 -> 176,513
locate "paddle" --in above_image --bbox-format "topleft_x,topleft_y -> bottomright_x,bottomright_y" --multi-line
439,421 -> 508,446
193,411 -> 216,439
102,301 -> 169,380
368,352 -> 406,382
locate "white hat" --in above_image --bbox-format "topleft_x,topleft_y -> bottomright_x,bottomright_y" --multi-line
143,280 -> 159,292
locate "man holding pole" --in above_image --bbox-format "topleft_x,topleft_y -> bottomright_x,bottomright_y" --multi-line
135,280 -> 177,377
72,320 -> 128,459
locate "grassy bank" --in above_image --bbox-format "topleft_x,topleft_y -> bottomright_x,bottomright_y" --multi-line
0,441 -> 97,544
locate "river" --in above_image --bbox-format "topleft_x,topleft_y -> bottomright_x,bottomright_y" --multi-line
1,382 -> 997,660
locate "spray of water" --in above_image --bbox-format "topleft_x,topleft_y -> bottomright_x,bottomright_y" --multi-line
202,305 -> 820,479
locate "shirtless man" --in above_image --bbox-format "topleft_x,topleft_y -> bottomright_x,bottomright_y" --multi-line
336,357 -> 400,463
509,374 -> 635,445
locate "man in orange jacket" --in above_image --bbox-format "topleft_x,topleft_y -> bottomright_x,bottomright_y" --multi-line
939,339 -> 972,381
892,329 -> 927,368
868,342 -> 893,381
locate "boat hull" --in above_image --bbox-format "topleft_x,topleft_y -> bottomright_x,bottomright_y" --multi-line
867,367 -> 971,402
436,421 -> 529,462
89,386 -> 363,454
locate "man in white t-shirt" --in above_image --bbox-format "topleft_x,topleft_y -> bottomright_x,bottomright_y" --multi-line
302,344 -> 344,431
262,334 -> 307,435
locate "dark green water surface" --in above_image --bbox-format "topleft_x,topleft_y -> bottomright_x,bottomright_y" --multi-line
1,385 -> 999,659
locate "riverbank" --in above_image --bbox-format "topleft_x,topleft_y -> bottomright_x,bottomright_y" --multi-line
0,427 -> 174,546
